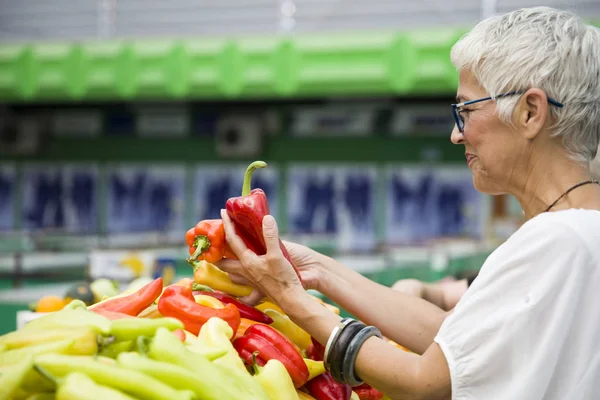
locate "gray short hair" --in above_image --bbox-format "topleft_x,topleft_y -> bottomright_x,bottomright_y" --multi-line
451,7 -> 600,163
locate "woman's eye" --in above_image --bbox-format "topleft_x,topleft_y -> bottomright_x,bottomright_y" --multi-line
459,109 -> 472,120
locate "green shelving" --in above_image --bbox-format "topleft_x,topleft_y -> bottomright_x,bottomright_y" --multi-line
0,29 -> 467,102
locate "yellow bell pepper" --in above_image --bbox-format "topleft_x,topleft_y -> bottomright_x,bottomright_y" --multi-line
297,391 -> 316,400
193,261 -> 253,297
263,309 -> 312,350
351,391 -> 360,400
253,357 -> 299,400
255,300 -> 285,315
304,359 -> 325,380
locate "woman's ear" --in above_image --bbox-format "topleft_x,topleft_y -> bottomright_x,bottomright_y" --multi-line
514,88 -> 549,140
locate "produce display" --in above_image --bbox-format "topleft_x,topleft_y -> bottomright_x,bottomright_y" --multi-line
1,161 -> 405,400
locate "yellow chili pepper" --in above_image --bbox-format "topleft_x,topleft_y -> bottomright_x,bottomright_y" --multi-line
138,304 -> 162,319
194,294 -> 225,309
351,391 -> 360,400
263,309 -> 312,350
255,300 -> 285,315
252,356 -> 298,400
196,317 -> 249,374
192,261 -> 253,297
297,390 -> 316,400
304,359 -> 325,380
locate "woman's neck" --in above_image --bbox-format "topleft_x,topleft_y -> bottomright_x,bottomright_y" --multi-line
511,154 -> 599,220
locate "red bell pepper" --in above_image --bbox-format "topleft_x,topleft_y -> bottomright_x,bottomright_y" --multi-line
91,277 -> 163,316
306,337 -> 326,362
186,219 -> 237,263
353,383 -> 384,400
194,290 -> 273,324
225,161 -> 303,284
305,372 -> 352,400
233,323 -> 309,388
157,285 -> 240,337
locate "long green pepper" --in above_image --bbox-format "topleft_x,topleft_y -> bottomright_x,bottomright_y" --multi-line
56,372 -> 136,400
118,352 -> 231,399
34,354 -> 194,400
22,309 -> 111,335
0,355 -> 33,400
149,328 -> 269,400
109,317 -> 183,341
0,339 -> 74,366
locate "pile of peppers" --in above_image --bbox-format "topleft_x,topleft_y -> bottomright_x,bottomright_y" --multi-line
0,161 -> 393,400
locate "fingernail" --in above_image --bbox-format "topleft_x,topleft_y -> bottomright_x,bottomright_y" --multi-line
263,215 -> 275,228
220,209 -> 226,218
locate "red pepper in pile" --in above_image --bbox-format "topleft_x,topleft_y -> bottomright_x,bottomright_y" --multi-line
305,372 -> 352,400
157,285 -> 240,336
306,337 -> 326,362
353,383 -> 384,400
233,323 -> 309,388
186,219 -> 237,263
91,277 -> 163,316
225,161 -> 303,285
194,290 -> 273,324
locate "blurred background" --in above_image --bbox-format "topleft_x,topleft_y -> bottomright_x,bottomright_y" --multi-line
0,0 -> 599,333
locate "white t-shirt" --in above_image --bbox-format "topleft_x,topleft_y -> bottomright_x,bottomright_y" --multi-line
434,209 -> 600,400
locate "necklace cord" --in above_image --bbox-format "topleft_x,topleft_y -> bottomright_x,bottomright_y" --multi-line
544,179 -> 600,213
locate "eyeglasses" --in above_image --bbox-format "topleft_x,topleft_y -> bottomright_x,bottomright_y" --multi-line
451,91 -> 564,133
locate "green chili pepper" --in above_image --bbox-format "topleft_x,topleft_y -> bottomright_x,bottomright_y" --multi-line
34,354 -> 193,400
0,355 -> 33,400
0,339 -> 75,366
19,365 -> 56,394
98,340 -> 134,359
109,317 -> 183,341
22,309 -> 111,335
149,328 -> 269,400
56,372 -> 136,400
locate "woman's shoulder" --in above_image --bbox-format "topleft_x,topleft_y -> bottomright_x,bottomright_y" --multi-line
508,208 -> 600,249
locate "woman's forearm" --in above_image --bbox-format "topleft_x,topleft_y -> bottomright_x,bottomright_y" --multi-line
317,255 -> 448,355
282,288 -> 424,398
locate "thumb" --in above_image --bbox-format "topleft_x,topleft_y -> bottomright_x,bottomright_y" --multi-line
262,215 -> 282,255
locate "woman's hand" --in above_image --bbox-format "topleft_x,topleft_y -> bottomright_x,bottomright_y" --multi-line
217,209 -> 309,306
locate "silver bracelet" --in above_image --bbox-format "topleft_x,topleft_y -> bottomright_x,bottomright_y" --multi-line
342,325 -> 382,387
323,317 -> 355,370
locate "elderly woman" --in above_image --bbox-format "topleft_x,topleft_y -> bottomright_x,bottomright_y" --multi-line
218,7 -> 600,399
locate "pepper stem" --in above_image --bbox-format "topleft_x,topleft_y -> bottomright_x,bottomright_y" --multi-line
187,235 -> 211,262
251,351 -> 262,375
192,283 -> 214,292
242,161 -> 267,196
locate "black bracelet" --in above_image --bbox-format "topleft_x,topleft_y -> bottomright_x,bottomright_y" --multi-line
328,320 -> 366,383
342,325 -> 383,386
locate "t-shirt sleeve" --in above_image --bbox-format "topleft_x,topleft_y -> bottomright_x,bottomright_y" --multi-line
434,215 -> 595,399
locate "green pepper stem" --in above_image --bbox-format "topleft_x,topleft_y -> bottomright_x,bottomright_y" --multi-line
187,235 -> 211,262
136,336 -> 151,356
242,161 -> 267,196
251,351 -> 262,375
192,283 -> 214,292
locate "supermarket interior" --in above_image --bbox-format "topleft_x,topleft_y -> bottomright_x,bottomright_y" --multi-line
1,1 -> 600,399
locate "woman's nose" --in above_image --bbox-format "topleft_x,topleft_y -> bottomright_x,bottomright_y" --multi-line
450,125 -> 465,144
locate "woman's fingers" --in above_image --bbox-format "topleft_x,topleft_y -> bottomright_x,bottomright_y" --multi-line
228,272 -> 253,286
240,289 -> 265,306
216,258 -> 244,276
262,215 -> 283,259
220,209 -> 257,265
